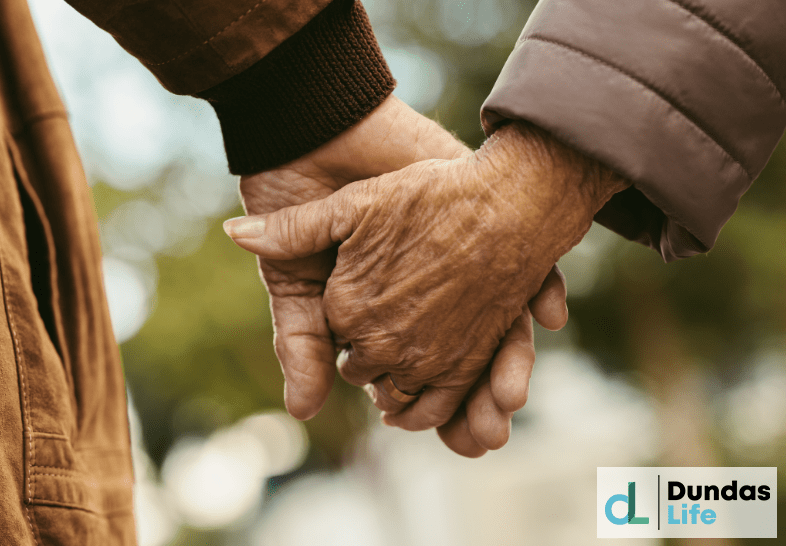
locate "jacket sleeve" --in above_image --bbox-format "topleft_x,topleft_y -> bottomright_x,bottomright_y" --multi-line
481,0 -> 786,262
64,0 -> 395,174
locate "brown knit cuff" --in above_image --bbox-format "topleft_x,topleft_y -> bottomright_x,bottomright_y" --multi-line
198,0 -> 396,175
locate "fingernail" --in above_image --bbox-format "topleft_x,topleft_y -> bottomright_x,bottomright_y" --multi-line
381,413 -> 395,427
223,216 -> 265,238
363,383 -> 378,403
336,349 -> 349,368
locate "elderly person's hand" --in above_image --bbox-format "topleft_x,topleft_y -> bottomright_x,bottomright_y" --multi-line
236,95 -> 468,421
226,121 -> 629,439
235,100 -> 572,455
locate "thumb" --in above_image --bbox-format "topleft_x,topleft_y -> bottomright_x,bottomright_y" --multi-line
223,185 -> 369,259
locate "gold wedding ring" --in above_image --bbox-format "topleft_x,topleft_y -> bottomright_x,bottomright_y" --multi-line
383,374 -> 421,403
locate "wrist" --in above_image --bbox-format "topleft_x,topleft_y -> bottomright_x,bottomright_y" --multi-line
239,96 -> 470,215
480,121 -> 629,209
289,95 -> 471,185
474,121 -> 630,267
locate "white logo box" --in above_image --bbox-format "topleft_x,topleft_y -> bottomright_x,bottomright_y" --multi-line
597,467 -> 777,538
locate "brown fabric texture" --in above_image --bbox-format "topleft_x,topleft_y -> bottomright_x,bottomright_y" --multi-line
63,0 -> 334,95
482,0 -> 786,261
199,0 -> 396,174
0,0 -> 136,544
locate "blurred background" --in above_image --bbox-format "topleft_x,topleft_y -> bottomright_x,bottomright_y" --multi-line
29,0 -> 785,544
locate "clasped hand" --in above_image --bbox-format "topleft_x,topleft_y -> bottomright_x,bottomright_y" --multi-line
224,97 -> 624,457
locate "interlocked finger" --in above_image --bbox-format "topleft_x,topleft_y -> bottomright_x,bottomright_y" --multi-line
436,404 -> 488,458
489,308 -> 536,414
382,383 -> 468,431
364,374 -> 419,414
269,293 -> 336,421
466,370 -> 513,450
529,265 -> 568,331
335,345 -> 389,387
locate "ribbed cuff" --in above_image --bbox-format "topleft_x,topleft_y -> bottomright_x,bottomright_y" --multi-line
198,0 -> 395,174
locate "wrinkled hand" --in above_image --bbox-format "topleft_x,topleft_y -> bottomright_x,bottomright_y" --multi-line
237,96 -> 469,422
228,121 -> 628,445
381,266 -> 568,456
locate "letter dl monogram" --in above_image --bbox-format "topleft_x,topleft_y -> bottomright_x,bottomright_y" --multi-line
605,482 -> 649,525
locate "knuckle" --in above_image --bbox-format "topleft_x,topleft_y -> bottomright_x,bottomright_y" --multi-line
322,285 -> 358,335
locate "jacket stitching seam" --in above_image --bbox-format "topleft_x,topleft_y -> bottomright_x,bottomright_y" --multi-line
170,0 -> 232,70
31,471 -> 131,481
0,229 -> 39,546
664,0 -> 784,105
25,506 -> 42,546
142,1 -> 265,67
0,255 -> 33,498
524,35 -> 754,181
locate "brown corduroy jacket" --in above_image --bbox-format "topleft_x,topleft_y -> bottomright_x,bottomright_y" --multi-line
0,0 -> 784,544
